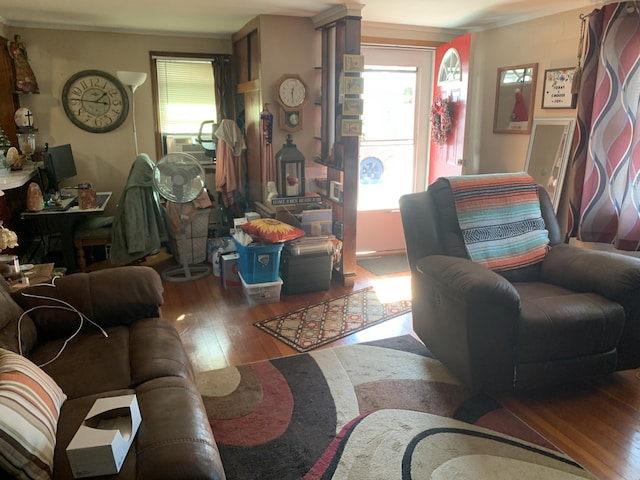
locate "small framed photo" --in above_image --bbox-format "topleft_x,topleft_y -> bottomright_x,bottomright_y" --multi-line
342,76 -> 364,95
344,54 -> 365,72
342,98 -> 364,116
542,68 -> 577,109
341,119 -> 362,137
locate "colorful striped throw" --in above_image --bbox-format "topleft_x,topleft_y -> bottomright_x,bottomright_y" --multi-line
445,173 -> 549,271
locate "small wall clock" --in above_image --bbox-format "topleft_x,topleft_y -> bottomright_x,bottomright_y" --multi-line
62,70 -> 129,133
275,74 -> 307,133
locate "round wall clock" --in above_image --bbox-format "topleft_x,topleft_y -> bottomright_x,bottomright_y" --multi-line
275,74 -> 307,109
62,70 -> 129,133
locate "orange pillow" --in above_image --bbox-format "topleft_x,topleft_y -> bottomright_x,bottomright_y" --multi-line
241,218 -> 306,243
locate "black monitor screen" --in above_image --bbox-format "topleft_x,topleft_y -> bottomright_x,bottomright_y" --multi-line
44,144 -> 77,192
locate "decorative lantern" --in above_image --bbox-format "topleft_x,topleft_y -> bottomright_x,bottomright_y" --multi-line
275,134 -> 305,197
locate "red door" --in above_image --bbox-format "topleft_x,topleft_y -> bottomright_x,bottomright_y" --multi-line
427,33 -> 471,184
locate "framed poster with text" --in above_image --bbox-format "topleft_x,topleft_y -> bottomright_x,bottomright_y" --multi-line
542,68 -> 577,109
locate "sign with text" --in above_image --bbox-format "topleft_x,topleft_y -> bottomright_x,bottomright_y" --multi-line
542,68 -> 577,109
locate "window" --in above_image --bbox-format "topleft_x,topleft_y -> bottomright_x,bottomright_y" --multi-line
151,55 -> 217,162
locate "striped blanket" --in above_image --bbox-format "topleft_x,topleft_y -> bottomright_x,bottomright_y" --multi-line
445,173 -> 549,271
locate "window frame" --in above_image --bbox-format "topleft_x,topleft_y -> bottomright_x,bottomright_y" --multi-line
150,51 -> 219,160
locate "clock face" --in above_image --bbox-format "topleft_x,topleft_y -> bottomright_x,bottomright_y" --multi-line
278,77 -> 307,108
62,70 -> 129,133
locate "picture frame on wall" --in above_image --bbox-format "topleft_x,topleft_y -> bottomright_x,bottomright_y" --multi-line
341,119 -> 362,137
342,76 -> 364,95
542,68 -> 577,109
342,98 -> 364,116
343,54 -> 365,72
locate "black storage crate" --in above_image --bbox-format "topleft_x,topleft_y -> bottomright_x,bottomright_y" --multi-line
280,252 -> 332,295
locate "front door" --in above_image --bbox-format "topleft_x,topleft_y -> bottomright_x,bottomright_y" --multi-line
427,33 -> 472,183
356,46 -> 433,255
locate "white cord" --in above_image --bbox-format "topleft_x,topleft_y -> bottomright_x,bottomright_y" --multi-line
16,278 -> 109,368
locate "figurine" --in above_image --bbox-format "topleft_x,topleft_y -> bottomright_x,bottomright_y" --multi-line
8,35 -> 40,94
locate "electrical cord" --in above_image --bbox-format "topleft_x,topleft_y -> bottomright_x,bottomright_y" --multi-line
16,277 -> 109,367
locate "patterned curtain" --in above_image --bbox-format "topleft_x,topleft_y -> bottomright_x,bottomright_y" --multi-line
567,2 -> 640,250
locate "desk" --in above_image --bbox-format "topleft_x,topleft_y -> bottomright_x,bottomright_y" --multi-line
21,192 -> 112,274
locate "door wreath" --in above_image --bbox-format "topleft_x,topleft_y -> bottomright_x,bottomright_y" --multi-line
430,97 -> 454,145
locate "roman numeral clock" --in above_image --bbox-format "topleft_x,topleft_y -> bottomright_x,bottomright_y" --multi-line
62,70 -> 129,133
275,74 -> 307,133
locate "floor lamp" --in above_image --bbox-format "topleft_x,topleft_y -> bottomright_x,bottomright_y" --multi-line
117,71 -> 147,156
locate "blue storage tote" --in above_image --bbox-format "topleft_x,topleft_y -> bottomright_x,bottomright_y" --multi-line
232,238 -> 283,284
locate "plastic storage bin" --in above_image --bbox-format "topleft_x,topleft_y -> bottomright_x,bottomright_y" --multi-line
239,272 -> 283,305
233,238 -> 283,284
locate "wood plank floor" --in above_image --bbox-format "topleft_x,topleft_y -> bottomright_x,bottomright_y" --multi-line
153,258 -> 640,480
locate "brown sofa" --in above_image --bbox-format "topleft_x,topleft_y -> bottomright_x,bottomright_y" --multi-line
400,177 -> 640,392
0,266 -> 225,479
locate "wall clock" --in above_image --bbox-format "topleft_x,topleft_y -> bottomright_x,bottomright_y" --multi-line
62,70 -> 129,133
275,74 -> 307,133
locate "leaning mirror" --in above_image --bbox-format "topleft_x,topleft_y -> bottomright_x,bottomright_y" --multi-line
525,117 -> 576,212
493,63 -> 538,134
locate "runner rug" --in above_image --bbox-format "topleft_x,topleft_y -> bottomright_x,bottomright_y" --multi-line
197,335 -> 595,480
254,286 -> 412,352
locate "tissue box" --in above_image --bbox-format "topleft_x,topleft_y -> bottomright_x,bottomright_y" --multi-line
66,394 -> 141,478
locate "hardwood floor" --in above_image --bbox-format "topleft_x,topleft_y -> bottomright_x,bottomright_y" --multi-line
153,259 -> 640,480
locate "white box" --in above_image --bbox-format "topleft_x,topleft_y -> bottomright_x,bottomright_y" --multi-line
233,217 -> 248,228
239,272 -> 283,304
245,211 -> 260,222
66,394 -> 142,478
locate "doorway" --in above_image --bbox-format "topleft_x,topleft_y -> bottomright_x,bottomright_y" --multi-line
356,46 -> 433,255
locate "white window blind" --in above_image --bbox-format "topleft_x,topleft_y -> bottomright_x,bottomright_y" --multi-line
156,59 -> 217,135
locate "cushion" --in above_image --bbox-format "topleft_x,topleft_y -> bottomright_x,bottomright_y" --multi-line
241,218 -> 306,243
0,348 -> 67,480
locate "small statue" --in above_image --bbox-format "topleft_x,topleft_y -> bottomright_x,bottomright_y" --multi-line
26,182 -> 44,212
8,35 -> 40,94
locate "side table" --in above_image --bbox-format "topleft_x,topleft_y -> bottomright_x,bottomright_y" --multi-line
9,263 -> 55,292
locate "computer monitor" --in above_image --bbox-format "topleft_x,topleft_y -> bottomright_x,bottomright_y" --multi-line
43,144 -> 78,193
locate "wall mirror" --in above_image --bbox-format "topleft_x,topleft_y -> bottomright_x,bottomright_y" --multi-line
525,117 -> 576,212
493,63 -> 538,134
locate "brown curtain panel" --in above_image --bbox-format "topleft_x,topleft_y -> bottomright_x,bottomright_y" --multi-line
213,55 -> 233,121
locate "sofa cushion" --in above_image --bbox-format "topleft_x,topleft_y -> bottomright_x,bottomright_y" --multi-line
30,318 -> 194,400
515,282 -> 625,363
0,277 -> 38,355
0,348 -> 67,480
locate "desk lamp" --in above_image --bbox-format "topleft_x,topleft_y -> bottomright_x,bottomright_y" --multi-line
116,71 -> 147,155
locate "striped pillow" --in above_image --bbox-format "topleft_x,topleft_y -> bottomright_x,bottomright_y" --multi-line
0,349 -> 67,480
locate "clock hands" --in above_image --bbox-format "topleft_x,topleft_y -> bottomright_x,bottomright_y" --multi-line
82,98 -> 108,105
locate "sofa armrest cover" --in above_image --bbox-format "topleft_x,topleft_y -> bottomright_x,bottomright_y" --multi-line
12,266 -> 164,340
541,244 -> 640,301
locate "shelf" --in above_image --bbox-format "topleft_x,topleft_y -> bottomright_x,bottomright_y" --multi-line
314,159 -> 343,171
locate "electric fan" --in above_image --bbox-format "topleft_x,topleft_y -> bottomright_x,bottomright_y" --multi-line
153,152 -> 211,282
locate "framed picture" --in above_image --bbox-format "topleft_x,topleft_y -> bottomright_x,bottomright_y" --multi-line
542,68 -> 577,109
341,119 -> 362,137
342,98 -> 364,116
344,54 -> 365,72
342,76 -> 364,95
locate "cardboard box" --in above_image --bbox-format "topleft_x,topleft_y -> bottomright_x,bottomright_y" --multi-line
220,252 -> 241,289
66,394 -> 141,478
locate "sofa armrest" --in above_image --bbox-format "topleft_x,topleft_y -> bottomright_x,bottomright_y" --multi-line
12,266 -> 164,340
541,244 -> 640,301
541,244 -> 640,370
414,255 -> 520,391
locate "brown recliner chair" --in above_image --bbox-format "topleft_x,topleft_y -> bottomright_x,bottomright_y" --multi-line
399,176 -> 640,392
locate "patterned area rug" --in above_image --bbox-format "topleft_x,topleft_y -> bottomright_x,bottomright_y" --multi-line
254,286 -> 412,352
197,335 -> 596,480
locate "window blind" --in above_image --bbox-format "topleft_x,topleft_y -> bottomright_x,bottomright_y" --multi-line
156,59 -> 217,135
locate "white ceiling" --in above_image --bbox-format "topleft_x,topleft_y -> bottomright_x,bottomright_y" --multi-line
0,0 -> 604,37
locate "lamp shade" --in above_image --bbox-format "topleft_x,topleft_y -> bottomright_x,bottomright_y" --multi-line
116,71 -> 147,92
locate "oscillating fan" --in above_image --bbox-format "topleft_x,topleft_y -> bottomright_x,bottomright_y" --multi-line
153,152 -> 211,282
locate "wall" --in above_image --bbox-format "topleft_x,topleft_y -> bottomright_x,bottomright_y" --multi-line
469,7 -> 590,175
5,26 -> 231,213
